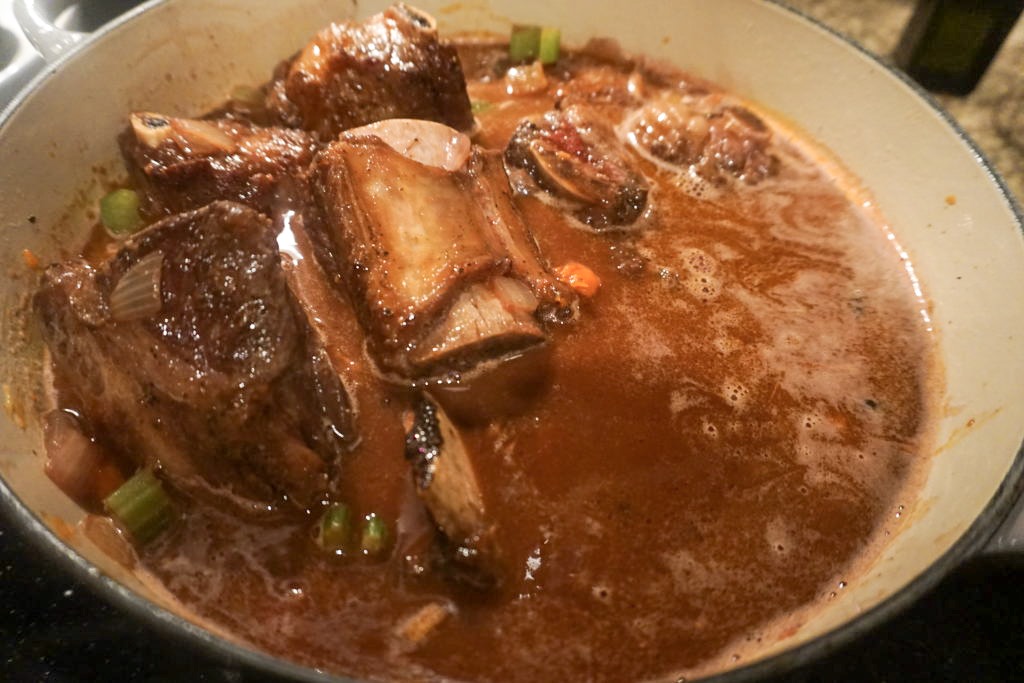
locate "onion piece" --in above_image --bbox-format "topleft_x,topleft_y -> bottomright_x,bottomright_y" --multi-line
505,61 -> 548,96
81,513 -> 138,569
396,602 -> 452,646
491,276 -> 539,313
130,112 -> 238,155
43,410 -> 122,503
109,250 -> 163,322
170,118 -> 238,155
346,119 -> 471,172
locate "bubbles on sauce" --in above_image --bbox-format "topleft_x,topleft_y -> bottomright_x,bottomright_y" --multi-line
712,335 -> 739,356
676,247 -> 723,303
826,579 -> 849,601
721,380 -> 749,410
592,584 -> 613,603
801,410 -> 822,431
524,547 -> 543,582
764,517 -> 793,558
669,388 -> 705,416
679,247 -> 716,275
672,170 -> 719,201
280,579 -> 307,599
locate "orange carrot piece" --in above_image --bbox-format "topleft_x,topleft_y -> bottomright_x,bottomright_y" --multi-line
555,261 -> 602,297
21,248 -> 41,270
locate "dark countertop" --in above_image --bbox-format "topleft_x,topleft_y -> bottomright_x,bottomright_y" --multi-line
3,2 -> 1024,682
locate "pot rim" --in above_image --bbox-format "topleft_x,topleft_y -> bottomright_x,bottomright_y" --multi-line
1,0 -> 1022,681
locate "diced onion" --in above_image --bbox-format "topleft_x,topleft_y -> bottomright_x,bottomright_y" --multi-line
81,513 -> 138,569
505,61 -> 549,96
109,250 -> 163,322
491,276 -> 539,313
347,119 -> 471,171
396,602 -> 451,645
43,410 -> 122,503
171,118 -> 238,155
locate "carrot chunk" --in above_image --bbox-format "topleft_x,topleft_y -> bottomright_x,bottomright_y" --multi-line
555,262 -> 602,297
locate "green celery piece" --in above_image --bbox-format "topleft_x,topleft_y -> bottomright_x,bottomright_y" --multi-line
100,189 -> 142,236
538,27 -> 561,65
360,514 -> 389,556
317,503 -> 353,553
103,469 -> 173,545
509,25 -> 541,62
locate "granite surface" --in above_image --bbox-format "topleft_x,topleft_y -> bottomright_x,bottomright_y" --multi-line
789,0 -> 1024,204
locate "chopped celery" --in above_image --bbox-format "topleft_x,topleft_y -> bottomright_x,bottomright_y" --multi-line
538,27 -> 561,65
316,502 -> 353,553
103,469 -> 173,544
100,189 -> 142,236
360,514 -> 389,556
471,100 -> 494,114
509,24 -> 541,62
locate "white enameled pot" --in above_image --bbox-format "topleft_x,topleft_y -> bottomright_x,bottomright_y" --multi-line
1,1 -> 1022,680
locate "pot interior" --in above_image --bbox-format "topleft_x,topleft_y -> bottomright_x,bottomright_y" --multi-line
0,0 -> 1022,677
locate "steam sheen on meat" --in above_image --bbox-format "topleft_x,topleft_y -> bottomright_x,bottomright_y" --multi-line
35,202 -> 356,509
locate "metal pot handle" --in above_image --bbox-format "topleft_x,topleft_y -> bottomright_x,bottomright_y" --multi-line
13,0 -> 87,64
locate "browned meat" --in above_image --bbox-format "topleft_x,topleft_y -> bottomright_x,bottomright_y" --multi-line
404,394 -> 502,588
311,119 -> 574,377
35,202 -> 356,509
626,92 -> 778,184
554,65 -> 645,124
504,106 -> 650,230
119,113 -> 318,218
266,4 -> 474,141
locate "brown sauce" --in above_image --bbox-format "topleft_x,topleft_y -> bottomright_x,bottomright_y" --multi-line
67,42 -> 934,683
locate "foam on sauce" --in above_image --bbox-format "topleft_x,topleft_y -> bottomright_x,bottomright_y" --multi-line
122,49 -> 938,682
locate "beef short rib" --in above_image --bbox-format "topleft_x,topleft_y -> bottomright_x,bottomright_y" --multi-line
119,113 -> 318,219
311,119 -> 575,377
35,201 -> 356,509
266,4 -> 474,141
